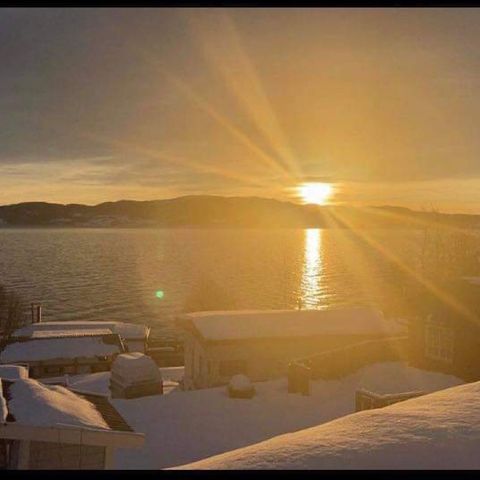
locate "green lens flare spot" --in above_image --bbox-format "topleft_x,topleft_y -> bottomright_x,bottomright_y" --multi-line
155,290 -> 165,299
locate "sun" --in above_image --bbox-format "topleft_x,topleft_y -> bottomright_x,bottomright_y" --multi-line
298,182 -> 333,205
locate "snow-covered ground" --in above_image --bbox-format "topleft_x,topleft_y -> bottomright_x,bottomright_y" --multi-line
106,362 -> 462,469
177,380 -> 480,470
60,366 -> 184,396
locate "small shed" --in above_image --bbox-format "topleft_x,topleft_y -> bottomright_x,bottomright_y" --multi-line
0,378 -> 143,469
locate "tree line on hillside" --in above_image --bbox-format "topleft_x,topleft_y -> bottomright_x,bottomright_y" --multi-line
0,197 -> 479,228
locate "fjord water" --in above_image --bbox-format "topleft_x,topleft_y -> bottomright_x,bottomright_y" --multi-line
0,228 -> 420,340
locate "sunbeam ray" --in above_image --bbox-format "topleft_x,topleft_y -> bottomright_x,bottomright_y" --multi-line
183,9 -> 302,180
136,48 -> 293,182
329,208 -> 479,325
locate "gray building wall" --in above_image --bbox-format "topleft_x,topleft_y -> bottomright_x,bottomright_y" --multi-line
184,332 -> 393,389
28,441 -> 106,469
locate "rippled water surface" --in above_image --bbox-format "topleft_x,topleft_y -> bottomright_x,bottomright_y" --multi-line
0,228 -> 422,340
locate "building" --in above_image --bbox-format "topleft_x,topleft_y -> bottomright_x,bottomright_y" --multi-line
13,320 -> 150,353
177,307 -> 406,389
409,277 -> 480,381
0,332 -> 125,378
0,377 -> 144,469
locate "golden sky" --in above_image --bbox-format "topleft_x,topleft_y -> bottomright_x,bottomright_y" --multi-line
2,8 -> 480,212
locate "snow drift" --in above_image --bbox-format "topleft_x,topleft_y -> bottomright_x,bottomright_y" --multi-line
176,380 -> 480,470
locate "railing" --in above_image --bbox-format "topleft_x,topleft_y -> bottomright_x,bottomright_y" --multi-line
355,388 -> 425,412
146,340 -> 184,367
288,336 -> 408,395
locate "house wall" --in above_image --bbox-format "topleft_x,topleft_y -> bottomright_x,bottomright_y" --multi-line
184,333 -> 396,389
409,315 -> 480,382
27,357 -> 114,379
125,340 -> 145,353
28,441 -> 106,469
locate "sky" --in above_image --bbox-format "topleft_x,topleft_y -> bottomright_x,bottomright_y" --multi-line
2,8 -> 480,212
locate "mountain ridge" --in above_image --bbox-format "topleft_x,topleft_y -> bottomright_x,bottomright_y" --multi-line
0,196 -> 478,229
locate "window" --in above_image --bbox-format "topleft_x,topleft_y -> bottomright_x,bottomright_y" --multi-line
44,366 -> 62,375
219,360 -> 247,377
425,323 -> 454,363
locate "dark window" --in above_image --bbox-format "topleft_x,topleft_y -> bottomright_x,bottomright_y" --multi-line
44,366 -> 62,375
219,360 -> 247,377
425,323 -> 454,363
0,440 -> 17,469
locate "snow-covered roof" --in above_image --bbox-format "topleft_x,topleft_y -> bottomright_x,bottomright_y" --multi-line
176,380 -> 480,469
111,353 -> 162,386
5,379 -> 109,430
180,307 -> 404,341
14,320 -> 149,340
29,328 -> 113,339
0,336 -> 123,364
0,365 -> 29,381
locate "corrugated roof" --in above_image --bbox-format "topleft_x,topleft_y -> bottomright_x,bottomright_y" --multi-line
77,392 -> 133,432
14,321 -> 149,340
28,329 -> 113,339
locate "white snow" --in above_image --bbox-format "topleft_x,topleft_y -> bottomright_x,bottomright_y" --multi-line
181,307 -> 405,341
62,372 -> 112,396
0,336 -> 121,363
0,364 -> 29,380
177,380 -> 480,470
229,374 -> 252,392
14,320 -> 149,340
7,379 -> 109,430
111,353 -> 162,386
111,361 -> 461,469
45,367 -> 182,397
29,328 -> 113,339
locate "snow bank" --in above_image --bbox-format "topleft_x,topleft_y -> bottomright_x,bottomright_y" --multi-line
14,320 -> 148,340
229,375 -> 252,392
182,307 -> 404,341
112,361 -> 461,469
177,380 -> 480,470
8,379 -> 109,429
0,337 -> 121,363
111,353 -> 162,385
0,364 -> 29,380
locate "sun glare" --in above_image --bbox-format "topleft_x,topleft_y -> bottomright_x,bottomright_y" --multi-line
299,183 -> 333,205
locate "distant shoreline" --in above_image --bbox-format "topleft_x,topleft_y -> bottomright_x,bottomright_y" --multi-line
0,195 -> 479,230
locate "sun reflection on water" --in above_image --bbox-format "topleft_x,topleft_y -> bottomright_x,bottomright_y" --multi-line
300,228 -> 324,309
